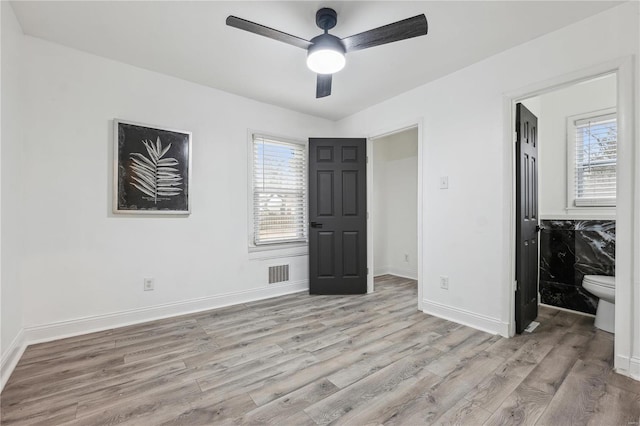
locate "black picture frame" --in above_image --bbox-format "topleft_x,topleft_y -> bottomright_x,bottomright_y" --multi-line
114,120 -> 192,214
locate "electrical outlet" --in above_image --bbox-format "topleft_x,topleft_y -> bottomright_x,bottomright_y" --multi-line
404,254 -> 409,262
144,277 -> 155,291
439,176 -> 449,189
440,276 -> 449,290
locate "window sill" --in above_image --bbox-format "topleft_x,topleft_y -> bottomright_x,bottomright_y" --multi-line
541,208 -> 616,221
248,243 -> 308,260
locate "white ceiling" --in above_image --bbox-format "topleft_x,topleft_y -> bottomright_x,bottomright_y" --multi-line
11,1 -> 622,121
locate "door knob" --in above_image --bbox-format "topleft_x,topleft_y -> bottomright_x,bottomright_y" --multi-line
310,222 -> 323,228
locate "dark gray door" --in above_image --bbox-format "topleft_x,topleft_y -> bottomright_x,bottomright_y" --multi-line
516,103 -> 539,333
308,138 -> 367,294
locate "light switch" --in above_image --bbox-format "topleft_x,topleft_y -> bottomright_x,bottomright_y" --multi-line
439,176 -> 449,189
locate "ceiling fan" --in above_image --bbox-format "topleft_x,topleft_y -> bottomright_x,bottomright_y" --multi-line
226,8 -> 428,98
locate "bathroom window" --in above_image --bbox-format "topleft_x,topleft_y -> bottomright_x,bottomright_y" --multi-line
250,134 -> 308,246
569,110 -> 617,207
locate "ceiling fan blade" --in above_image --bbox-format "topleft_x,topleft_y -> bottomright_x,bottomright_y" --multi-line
316,74 -> 332,98
341,15 -> 428,53
226,16 -> 312,50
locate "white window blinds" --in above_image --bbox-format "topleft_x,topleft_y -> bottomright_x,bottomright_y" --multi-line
574,113 -> 617,207
253,135 -> 307,245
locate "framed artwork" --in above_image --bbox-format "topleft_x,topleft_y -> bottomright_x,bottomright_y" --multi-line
114,119 -> 192,214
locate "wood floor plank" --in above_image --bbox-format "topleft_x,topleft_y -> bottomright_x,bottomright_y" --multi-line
1,275 -> 636,426
0,402 -> 78,426
196,352 -> 317,393
305,353 -> 439,424
122,336 -> 217,364
521,353 -> 577,396
326,343 -> 441,389
483,383 -> 553,426
433,398 -> 493,426
279,409 -> 318,425
73,367 -> 203,418
1,360 -> 188,418
324,372 -> 442,425
65,381 -> 200,426
249,339 -> 394,406
607,369 -> 640,395
580,329 -> 615,366
240,378 -> 339,424
587,384 -> 640,426
158,392 -> 257,425
380,351 -> 505,425
535,359 -> 610,425
461,340 -> 553,417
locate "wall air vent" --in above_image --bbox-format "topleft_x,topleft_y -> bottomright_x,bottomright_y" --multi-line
268,265 -> 290,284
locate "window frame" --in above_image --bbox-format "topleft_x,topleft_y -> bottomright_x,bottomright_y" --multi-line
566,107 -> 617,211
247,131 -> 308,252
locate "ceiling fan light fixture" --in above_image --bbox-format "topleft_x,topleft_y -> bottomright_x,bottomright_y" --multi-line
306,34 -> 346,74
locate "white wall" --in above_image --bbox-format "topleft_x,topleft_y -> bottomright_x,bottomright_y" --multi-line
335,1 -> 639,364
1,1 -> 25,387
373,128 -> 418,279
12,35 -> 332,344
533,75 -> 617,219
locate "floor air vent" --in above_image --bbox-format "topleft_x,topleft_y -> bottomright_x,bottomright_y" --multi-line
269,265 -> 289,284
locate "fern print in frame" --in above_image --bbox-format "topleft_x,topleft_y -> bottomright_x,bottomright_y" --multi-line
114,120 -> 191,214
129,137 -> 183,202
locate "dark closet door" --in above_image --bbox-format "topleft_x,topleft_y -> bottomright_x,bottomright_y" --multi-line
516,103 -> 539,333
308,138 -> 367,294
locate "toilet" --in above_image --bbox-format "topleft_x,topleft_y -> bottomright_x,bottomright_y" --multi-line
582,275 -> 615,333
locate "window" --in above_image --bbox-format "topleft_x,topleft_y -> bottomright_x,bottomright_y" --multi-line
251,134 -> 307,245
571,112 -> 617,207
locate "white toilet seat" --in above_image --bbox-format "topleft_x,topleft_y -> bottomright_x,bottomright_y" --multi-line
583,275 -> 615,289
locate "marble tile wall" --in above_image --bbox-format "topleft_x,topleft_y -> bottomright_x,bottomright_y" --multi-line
539,220 -> 615,315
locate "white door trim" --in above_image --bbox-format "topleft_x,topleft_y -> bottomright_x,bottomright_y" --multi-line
367,118 -> 424,310
503,56 -> 636,378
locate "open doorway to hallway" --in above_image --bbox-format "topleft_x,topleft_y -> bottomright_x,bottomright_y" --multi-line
370,127 -> 419,291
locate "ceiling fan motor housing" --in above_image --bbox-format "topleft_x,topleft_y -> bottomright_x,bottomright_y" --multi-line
309,34 -> 345,55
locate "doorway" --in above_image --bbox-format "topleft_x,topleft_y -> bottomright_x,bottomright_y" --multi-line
506,58 -> 638,380
368,126 -> 420,304
514,74 -> 618,334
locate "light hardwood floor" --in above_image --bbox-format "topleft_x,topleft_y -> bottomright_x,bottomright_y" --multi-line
2,275 -> 639,425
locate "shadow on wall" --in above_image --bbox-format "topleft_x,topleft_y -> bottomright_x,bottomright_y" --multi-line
539,219 -> 615,314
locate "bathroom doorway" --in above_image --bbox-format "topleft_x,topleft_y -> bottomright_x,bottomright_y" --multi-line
514,72 -> 618,334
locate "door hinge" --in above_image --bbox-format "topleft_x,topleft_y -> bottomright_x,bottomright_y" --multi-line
367,212 -> 370,220
366,156 -> 369,163
367,267 -> 369,275
514,131 -> 518,143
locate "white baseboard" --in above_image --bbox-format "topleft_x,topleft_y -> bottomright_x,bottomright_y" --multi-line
613,355 -> 640,381
1,280 -> 308,391
386,267 -> 417,280
374,266 -> 417,280
1,329 -> 26,391
539,303 -> 595,318
422,299 -> 510,337
631,357 -> 640,380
